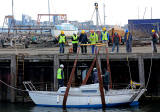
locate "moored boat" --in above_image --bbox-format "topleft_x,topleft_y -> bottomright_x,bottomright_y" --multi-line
24,82 -> 145,108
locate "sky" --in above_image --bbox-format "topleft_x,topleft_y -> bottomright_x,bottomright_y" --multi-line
0,0 -> 160,27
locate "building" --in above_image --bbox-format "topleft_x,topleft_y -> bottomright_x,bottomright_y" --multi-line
128,19 -> 160,38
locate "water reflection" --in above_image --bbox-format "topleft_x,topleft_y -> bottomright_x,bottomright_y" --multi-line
0,102 -> 158,112
30,106 -> 141,112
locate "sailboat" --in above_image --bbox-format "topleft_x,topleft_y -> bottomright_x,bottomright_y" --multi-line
23,81 -> 145,108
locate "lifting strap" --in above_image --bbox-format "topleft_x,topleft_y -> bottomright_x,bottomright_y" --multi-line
105,46 -> 112,88
63,47 -> 80,109
96,54 -> 106,108
81,47 -> 101,85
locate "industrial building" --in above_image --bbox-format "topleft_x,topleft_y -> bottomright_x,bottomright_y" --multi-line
128,19 -> 160,38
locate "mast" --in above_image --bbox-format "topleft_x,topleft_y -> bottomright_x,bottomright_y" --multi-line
103,3 -> 106,25
48,0 -> 51,23
95,3 -> 99,29
151,7 -> 152,19
12,0 -> 14,17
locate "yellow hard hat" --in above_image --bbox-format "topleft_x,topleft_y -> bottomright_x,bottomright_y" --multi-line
81,30 -> 85,34
61,30 -> 64,34
152,29 -> 155,33
102,27 -> 106,31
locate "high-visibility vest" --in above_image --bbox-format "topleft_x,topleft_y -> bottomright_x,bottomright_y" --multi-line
90,32 -> 98,44
72,35 -> 78,44
59,35 -> 66,43
102,32 -> 108,41
57,68 -> 64,79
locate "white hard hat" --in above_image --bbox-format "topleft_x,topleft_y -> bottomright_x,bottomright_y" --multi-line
93,67 -> 97,71
60,64 -> 64,68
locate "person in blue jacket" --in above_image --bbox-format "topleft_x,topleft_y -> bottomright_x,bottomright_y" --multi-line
124,29 -> 132,53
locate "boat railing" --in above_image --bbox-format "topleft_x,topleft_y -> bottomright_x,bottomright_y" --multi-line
23,81 -> 37,91
23,81 -> 54,91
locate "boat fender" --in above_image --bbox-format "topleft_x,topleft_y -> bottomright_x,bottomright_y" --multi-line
57,95 -> 60,103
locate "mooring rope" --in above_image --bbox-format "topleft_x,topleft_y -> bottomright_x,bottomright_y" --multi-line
0,79 -> 27,92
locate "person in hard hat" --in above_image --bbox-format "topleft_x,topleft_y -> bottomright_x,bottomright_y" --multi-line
151,29 -> 159,53
92,67 -> 98,83
79,30 -> 88,54
57,64 -> 64,88
111,32 -> 121,53
58,31 -> 66,53
89,30 -> 98,54
101,27 -> 109,47
124,29 -> 132,53
72,33 -> 79,53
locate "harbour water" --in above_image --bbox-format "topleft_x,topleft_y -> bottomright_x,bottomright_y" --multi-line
0,102 -> 159,112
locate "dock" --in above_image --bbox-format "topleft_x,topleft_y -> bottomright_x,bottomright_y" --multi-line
0,45 -> 160,102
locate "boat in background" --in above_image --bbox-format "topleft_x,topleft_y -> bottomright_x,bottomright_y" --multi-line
51,23 -> 78,38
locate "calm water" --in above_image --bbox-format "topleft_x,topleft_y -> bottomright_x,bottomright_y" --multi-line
0,102 -> 159,112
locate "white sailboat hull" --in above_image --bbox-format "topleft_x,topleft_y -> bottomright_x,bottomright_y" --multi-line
27,84 -> 145,108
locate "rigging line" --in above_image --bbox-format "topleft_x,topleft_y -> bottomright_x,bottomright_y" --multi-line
0,79 -> 27,92
127,55 -> 132,81
91,9 -> 96,21
98,11 -> 102,26
145,53 -> 153,89
105,45 -> 112,88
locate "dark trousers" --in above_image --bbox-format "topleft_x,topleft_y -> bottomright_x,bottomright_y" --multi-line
58,79 -> 64,88
126,42 -> 132,53
73,43 -> 78,53
112,43 -> 119,53
81,46 -> 87,54
152,41 -> 157,53
59,43 -> 65,53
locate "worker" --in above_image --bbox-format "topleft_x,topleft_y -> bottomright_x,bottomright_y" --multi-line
124,29 -> 132,53
79,30 -> 88,54
92,68 -> 98,83
101,27 -> 109,47
58,31 -> 66,53
111,32 -> 121,53
57,64 -> 64,88
89,30 -> 98,54
151,29 -> 159,53
72,33 -> 79,53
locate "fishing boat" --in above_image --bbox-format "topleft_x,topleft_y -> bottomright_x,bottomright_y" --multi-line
51,23 -> 78,37
23,81 -> 145,108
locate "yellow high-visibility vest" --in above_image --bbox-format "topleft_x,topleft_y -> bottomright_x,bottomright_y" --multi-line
72,35 -> 78,44
102,32 -> 108,41
57,68 -> 64,79
90,32 -> 98,44
59,35 -> 66,43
